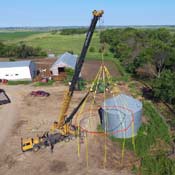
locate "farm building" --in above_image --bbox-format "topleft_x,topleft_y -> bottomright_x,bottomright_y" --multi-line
48,53 -> 55,58
99,94 -> 142,138
50,52 -> 78,76
0,60 -> 37,81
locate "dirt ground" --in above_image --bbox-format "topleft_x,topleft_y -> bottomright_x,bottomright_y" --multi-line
82,60 -> 121,81
0,83 -> 137,175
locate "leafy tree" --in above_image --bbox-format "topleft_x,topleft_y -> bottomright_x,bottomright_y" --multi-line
150,40 -> 172,78
60,28 -> 87,35
152,70 -> 175,104
100,28 -> 175,104
0,42 -> 46,58
0,42 -> 5,56
148,28 -> 171,43
89,46 -> 95,52
51,30 -> 58,35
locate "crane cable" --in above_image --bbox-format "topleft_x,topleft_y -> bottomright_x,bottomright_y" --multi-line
82,14 -> 106,167
102,54 -> 108,168
97,15 -> 136,162
103,62 -> 127,164
76,15 -> 136,167
75,65 -> 103,163
84,66 -> 103,168
88,65 -> 103,129
98,15 -> 108,168
84,63 -> 104,168
76,95 -> 88,157
75,60 -> 135,166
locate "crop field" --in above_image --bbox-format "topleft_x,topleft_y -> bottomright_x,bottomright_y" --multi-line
0,31 -> 44,42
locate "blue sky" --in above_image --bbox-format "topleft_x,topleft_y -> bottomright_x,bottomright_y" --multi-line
0,0 -> 175,27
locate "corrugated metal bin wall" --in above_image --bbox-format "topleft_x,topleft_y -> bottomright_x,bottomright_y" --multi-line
100,94 -> 142,138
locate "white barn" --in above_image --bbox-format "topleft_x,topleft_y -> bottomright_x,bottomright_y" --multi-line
0,60 -> 37,81
50,52 -> 78,76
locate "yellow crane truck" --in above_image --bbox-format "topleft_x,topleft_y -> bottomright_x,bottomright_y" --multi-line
21,10 -> 104,152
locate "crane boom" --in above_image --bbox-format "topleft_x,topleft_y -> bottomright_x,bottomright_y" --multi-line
21,10 -> 104,153
64,91 -> 90,124
69,10 -> 103,95
53,10 -> 104,131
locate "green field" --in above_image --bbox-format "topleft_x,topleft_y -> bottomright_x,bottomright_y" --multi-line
0,31 -> 113,59
0,31 -> 44,42
26,32 -> 102,58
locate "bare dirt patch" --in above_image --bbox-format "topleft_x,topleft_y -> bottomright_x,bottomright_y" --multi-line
49,160 -> 68,173
0,83 -> 135,175
82,60 -> 121,81
3,155 -> 16,169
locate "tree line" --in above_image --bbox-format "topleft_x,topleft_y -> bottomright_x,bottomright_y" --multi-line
60,28 -> 87,35
100,28 -> 175,105
0,42 -> 47,58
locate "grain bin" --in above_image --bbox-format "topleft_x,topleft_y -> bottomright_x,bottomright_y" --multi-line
98,94 -> 142,138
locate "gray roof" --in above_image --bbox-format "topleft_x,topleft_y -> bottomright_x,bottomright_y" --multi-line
51,52 -> 78,70
0,60 -> 32,68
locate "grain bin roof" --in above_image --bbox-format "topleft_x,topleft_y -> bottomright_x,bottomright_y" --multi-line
51,52 -> 78,70
103,94 -> 142,115
0,60 -> 31,68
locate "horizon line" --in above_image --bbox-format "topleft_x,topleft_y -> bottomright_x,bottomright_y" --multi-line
0,24 -> 175,28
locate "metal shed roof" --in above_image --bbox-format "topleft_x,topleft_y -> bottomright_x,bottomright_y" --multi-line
0,60 -> 31,68
51,52 -> 78,70
103,94 -> 142,115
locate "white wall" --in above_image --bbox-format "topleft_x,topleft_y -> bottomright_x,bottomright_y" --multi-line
0,67 -> 32,80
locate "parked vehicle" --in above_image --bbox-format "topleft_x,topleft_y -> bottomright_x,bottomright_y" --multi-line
0,79 -> 8,84
0,89 -> 11,105
30,90 -> 50,97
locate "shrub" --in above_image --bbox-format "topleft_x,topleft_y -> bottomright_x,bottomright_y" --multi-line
60,28 -> 87,35
34,80 -> 54,86
0,42 -> 47,58
64,68 -> 75,84
67,50 -> 74,55
89,47 -> 95,52
9,58 -> 16,61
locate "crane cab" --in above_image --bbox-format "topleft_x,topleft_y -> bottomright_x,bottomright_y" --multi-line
21,137 -> 40,152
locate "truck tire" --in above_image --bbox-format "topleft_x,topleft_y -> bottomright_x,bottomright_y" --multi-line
40,144 -> 46,149
64,137 -> 70,142
70,135 -> 76,140
33,145 -> 40,152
